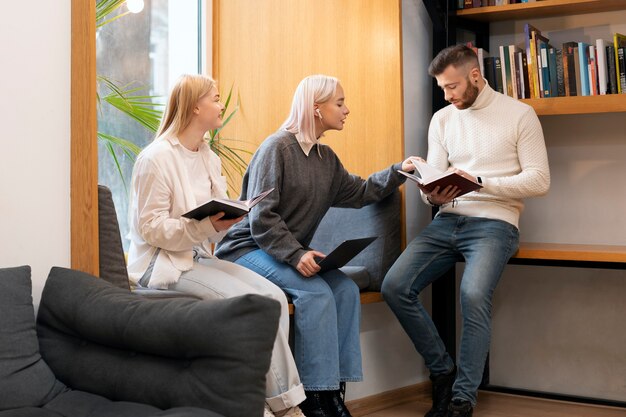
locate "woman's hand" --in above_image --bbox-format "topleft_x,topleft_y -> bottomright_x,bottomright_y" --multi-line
296,250 -> 325,277
209,212 -> 245,232
401,156 -> 422,172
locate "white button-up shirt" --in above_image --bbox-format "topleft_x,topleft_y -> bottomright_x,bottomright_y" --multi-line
127,136 -> 229,288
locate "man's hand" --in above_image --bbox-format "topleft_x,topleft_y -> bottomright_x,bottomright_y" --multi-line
209,212 -> 245,232
296,250 -> 325,277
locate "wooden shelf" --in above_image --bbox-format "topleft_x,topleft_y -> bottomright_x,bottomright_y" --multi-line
513,242 -> 626,263
520,94 -> 626,115
456,0 -> 626,22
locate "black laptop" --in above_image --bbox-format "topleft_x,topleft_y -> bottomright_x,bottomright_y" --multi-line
317,237 -> 378,274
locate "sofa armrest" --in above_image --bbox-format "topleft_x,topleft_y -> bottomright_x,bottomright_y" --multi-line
37,267 -> 279,417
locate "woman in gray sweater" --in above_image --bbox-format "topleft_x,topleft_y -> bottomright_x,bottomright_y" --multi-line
216,75 -> 415,417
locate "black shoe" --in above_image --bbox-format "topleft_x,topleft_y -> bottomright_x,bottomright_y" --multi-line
326,382 -> 352,417
300,390 -> 334,417
424,367 -> 456,417
447,399 -> 473,417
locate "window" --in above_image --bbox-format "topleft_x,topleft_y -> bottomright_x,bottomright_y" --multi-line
97,0 -> 202,250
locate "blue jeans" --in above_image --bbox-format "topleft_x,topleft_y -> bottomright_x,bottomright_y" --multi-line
236,249 -> 363,391
381,214 -> 519,406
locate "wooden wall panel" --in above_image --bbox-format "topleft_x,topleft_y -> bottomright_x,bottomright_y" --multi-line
71,0 -> 99,275
212,0 -> 404,179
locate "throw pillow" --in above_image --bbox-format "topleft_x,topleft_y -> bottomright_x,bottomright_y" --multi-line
0,266 -> 65,410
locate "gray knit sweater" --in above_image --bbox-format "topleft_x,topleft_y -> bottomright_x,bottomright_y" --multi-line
215,130 -> 406,268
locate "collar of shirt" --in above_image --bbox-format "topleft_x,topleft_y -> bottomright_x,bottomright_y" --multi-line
295,132 -> 322,158
468,82 -> 495,111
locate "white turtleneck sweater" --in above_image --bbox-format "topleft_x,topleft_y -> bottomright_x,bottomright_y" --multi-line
426,83 -> 550,228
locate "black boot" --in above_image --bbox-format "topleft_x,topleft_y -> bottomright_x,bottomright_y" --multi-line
424,367 -> 456,417
447,399 -> 473,417
326,382 -> 352,417
300,390 -> 334,417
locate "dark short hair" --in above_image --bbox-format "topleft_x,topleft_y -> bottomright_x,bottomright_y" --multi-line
428,44 -> 479,77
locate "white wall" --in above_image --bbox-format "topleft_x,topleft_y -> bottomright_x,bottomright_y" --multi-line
0,2 -> 71,307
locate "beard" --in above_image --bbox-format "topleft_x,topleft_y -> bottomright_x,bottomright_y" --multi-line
454,79 -> 480,109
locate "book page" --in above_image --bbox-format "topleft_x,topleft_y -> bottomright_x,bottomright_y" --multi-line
409,157 -> 445,181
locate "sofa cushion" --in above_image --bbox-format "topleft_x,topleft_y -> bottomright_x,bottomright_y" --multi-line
98,185 -> 131,290
310,189 -> 402,291
37,267 -> 279,417
43,391 -> 223,417
0,266 -> 66,411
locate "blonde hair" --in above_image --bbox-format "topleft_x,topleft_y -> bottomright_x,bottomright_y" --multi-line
154,74 -> 217,141
280,74 -> 339,146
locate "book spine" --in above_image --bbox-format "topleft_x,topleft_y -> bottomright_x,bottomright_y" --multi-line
618,47 -> 626,93
588,45 -> 598,96
548,47 -> 558,97
464,0 -> 473,8
556,48 -> 565,97
521,52 -> 530,98
509,46 -> 519,99
573,47 -> 582,96
606,44 -> 618,94
494,56 -> 504,94
562,42 -> 578,96
596,39 -> 609,95
540,44 -> 551,97
484,56 -> 497,91
499,45 -> 509,96
614,33 -> 626,93
578,43 -> 590,96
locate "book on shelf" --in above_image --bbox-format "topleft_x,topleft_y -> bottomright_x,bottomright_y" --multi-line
562,41 -> 578,96
516,51 -> 530,98
316,236 -> 377,274
548,47 -> 559,98
555,48 -> 566,97
484,56 -> 502,93
500,45 -> 514,97
182,188 -> 275,221
398,158 -> 482,197
606,44 -> 619,94
524,23 -> 542,98
536,34 -> 551,98
577,42 -> 591,96
614,33 -> 626,93
588,45 -> 598,96
618,46 -> 626,93
510,45 -> 524,99
596,39 -> 610,95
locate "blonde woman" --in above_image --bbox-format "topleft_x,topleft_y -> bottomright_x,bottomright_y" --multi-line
127,74 -> 305,417
216,74 -> 416,417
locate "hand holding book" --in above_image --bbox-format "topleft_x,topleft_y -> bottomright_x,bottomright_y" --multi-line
398,157 -> 482,203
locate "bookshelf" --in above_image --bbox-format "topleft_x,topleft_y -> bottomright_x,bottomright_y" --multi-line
456,0 -> 626,23
425,0 -> 626,408
451,0 -> 626,262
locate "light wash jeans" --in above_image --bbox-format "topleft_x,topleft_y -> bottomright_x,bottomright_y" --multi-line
381,213 -> 519,406
169,258 -> 306,412
236,249 -> 363,391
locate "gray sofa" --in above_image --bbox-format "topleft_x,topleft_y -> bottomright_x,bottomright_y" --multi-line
0,265 -> 280,417
309,189 -> 402,292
